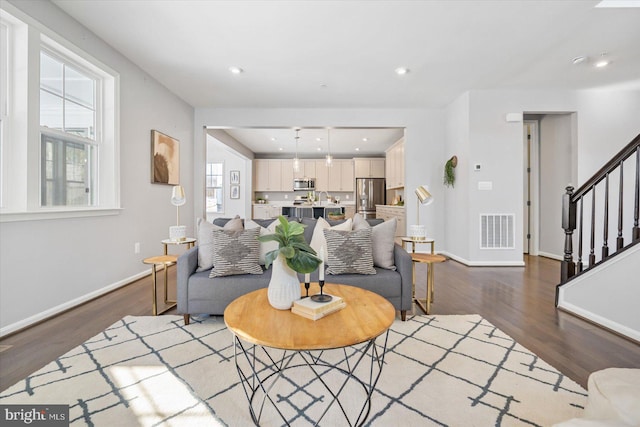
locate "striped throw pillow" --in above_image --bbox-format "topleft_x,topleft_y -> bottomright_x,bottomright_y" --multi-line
324,228 -> 376,275
209,228 -> 263,277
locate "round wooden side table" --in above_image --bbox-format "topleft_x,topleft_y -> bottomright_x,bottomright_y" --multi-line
143,255 -> 178,315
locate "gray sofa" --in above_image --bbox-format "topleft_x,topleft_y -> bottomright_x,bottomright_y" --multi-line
177,217 -> 413,324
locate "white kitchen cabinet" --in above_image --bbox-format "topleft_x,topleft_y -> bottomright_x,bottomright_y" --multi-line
294,160 -> 316,180
354,158 -> 385,178
253,204 -> 282,219
315,160 -> 329,191
385,139 -> 405,189
280,159 -> 294,191
328,159 -> 354,192
253,159 -> 283,191
375,205 -> 406,237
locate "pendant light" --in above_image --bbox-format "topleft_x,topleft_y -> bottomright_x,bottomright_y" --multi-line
325,128 -> 333,167
293,128 -> 300,173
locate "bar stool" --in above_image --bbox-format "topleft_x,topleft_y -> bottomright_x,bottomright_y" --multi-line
411,253 -> 446,314
143,255 -> 178,315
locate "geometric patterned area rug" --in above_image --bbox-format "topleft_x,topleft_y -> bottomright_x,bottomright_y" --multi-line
0,314 -> 587,426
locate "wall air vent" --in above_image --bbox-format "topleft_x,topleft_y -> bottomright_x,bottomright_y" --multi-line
480,214 -> 515,249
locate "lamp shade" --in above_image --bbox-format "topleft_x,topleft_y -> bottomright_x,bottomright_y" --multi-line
415,185 -> 433,206
171,185 -> 186,206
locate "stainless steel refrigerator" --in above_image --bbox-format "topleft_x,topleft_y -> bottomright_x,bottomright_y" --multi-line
356,178 -> 386,219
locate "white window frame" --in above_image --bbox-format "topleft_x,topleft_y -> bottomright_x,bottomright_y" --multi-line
0,20 -> 9,209
0,6 -> 120,222
39,46 -> 100,208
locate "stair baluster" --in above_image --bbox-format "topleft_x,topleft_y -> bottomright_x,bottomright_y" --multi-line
589,186 -> 596,267
602,173 -> 609,259
617,161 -> 624,250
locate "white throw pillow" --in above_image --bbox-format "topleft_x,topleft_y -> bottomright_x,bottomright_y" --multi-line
309,217 -> 352,263
244,219 -> 279,265
353,213 -> 397,270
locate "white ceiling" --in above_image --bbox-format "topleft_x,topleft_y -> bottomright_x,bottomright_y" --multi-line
52,0 -> 640,154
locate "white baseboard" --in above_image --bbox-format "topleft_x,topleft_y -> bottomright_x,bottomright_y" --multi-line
538,251 -> 563,261
0,269 -> 151,337
557,300 -> 640,343
438,251 -> 525,267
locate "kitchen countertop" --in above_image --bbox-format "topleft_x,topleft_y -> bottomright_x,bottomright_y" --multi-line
254,201 -> 355,207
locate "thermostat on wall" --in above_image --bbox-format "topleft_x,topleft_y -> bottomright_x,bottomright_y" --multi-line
474,164 -> 481,171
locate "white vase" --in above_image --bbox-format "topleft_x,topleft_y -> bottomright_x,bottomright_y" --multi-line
268,254 -> 301,310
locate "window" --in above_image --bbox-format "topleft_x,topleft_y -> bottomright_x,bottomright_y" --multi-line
40,50 -> 97,207
0,7 -> 119,221
0,21 -> 8,208
206,163 -> 224,213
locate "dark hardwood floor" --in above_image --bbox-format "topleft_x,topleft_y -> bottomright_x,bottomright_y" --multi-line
1,255 -> 638,391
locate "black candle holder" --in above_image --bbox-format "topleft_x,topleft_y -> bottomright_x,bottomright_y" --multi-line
311,280 -> 333,302
303,281 -> 310,298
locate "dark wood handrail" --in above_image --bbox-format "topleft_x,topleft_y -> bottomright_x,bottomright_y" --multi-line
559,133 -> 640,294
571,134 -> 640,200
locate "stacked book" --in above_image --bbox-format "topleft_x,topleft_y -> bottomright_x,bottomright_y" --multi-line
291,295 -> 346,320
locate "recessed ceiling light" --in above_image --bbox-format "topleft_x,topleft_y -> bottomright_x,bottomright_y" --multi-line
278,147 -> 283,151
594,53 -> 611,68
362,138 -> 368,142
316,137 -> 322,142
355,147 -> 360,151
271,137 -> 277,141
395,67 -> 410,75
317,147 -> 322,152
228,66 -> 243,74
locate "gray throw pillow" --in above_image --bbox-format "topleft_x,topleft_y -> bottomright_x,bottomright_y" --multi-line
209,228 -> 263,277
196,216 -> 243,271
324,228 -> 376,275
353,214 -> 397,270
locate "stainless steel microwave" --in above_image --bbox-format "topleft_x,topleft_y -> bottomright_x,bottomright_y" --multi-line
293,178 -> 315,191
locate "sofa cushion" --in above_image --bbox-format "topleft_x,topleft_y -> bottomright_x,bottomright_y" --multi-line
245,219 -> 279,265
324,228 -> 376,275
196,216 -> 244,272
309,216 -> 352,262
353,213 -> 398,270
209,228 -> 263,277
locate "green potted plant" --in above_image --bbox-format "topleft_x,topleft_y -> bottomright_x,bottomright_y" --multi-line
443,155 -> 458,188
258,216 -> 321,309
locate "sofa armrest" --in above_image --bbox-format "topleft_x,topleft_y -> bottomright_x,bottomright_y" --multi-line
394,243 -> 413,310
177,246 -> 199,313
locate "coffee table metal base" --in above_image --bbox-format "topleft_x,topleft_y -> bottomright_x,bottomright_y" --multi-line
233,332 -> 389,427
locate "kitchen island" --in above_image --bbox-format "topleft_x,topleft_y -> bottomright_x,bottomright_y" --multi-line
252,203 -> 349,220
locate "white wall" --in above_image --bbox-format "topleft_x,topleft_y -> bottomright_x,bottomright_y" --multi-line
443,89 -> 639,265
558,244 -> 640,341
194,108 -> 445,242
443,93 -> 471,261
0,1 -> 194,335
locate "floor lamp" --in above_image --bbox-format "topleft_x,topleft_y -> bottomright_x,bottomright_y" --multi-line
410,185 -> 433,240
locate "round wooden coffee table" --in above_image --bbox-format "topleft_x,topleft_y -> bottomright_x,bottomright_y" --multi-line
224,283 -> 395,426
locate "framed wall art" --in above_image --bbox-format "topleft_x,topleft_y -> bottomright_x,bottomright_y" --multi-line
151,130 -> 180,185
230,185 -> 240,199
230,170 -> 240,184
